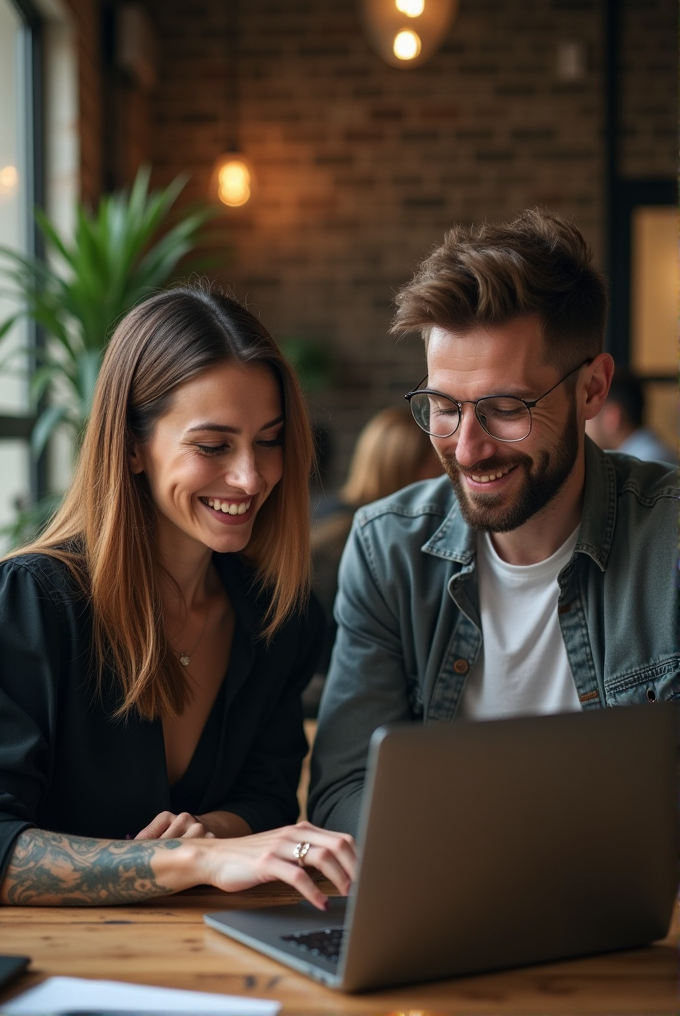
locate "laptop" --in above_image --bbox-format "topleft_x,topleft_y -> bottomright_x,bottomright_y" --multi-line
204,704 -> 679,992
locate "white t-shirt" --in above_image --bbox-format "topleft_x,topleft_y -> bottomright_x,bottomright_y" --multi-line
458,527 -> 582,719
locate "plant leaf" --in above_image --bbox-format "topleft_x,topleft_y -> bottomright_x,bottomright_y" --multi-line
31,404 -> 71,458
0,165 -> 215,475
0,491 -> 64,548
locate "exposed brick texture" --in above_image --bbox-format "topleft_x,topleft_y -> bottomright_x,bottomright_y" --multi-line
60,0 -> 103,207
82,0 -> 678,484
619,0 -> 677,177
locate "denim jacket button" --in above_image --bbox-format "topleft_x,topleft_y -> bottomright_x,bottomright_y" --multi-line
646,688 -> 657,703
453,659 -> 469,674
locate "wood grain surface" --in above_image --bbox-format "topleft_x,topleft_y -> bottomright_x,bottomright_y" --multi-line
1,883 -> 678,1015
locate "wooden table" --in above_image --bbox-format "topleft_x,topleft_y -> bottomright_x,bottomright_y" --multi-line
1,883 -> 678,1015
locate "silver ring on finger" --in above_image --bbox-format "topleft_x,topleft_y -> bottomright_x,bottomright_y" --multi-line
293,840 -> 311,867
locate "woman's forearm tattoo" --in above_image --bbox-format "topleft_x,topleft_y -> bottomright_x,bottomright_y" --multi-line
2,830 -> 181,905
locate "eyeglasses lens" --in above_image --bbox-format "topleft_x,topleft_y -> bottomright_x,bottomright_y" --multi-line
476,397 -> 532,441
409,393 -> 531,441
409,393 -> 458,437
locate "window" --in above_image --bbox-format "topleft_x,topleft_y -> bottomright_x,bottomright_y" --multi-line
0,0 -> 42,540
630,206 -> 678,451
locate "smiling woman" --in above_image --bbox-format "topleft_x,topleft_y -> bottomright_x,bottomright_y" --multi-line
0,285 -> 356,908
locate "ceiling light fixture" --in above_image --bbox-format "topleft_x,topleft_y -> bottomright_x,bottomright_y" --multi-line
396,0 -> 425,16
393,29 -> 421,60
360,0 -> 459,69
210,0 -> 255,207
213,156 -> 253,207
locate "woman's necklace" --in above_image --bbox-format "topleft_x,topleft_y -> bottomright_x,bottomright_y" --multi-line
177,603 -> 210,667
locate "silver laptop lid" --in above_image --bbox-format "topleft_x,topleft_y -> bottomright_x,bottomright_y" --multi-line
339,704 -> 678,991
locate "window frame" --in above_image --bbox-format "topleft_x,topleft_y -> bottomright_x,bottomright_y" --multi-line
0,0 -> 46,500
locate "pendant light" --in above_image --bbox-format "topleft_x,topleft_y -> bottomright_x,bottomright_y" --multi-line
360,0 -> 459,69
209,0 -> 255,207
210,153 -> 254,208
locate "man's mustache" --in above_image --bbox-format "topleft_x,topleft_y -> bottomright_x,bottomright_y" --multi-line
439,452 -> 529,477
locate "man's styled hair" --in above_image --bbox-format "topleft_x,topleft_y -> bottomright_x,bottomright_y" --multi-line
392,208 -> 609,370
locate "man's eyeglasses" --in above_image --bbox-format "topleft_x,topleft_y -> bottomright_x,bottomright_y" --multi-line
405,360 -> 592,443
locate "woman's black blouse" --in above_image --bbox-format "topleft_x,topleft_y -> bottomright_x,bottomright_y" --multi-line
0,552 -> 323,881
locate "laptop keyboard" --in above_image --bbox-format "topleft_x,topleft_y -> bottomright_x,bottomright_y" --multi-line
281,926 -> 345,965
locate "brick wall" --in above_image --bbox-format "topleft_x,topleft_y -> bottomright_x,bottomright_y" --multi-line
60,0 -> 103,207
138,0 -> 675,485
619,0 -> 676,178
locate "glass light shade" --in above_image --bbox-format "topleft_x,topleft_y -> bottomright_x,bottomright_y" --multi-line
393,29 -> 421,59
360,0 -> 458,68
396,0 -> 425,16
210,153 -> 255,207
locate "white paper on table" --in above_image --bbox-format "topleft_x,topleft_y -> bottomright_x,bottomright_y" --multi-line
2,976 -> 281,1016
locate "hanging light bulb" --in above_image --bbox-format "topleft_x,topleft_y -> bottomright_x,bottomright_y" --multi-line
210,1 -> 255,207
210,154 -> 251,206
210,153 -> 255,208
393,29 -> 421,60
219,160 -> 250,206
360,0 -> 458,69
396,0 -> 425,16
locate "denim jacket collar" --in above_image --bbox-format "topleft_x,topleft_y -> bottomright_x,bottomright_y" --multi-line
573,438 -> 615,573
421,436 -> 614,573
421,495 -> 475,565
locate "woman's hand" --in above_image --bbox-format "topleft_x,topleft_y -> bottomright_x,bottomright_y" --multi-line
1,822 -> 357,908
196,820 -> 357,910
134,811 -> 216,840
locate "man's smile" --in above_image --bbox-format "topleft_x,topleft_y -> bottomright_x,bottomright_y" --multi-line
466,464 -> 518,485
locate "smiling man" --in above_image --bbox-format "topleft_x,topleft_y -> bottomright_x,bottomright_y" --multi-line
309,209 -> 680,837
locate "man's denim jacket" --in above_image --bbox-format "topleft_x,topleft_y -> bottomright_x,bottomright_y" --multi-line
309,439 -> 680,835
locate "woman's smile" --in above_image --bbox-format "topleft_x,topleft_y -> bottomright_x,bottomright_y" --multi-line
130,362 -> 284,557
202,496 -> 252,515
199,496 -> 254,523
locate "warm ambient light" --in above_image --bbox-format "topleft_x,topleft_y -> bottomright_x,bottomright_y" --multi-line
393,29 -> 421,59
0,165 -> 18,195
396,0 -> 425,15
216,159 -> 251,207
361,0 -> 458,69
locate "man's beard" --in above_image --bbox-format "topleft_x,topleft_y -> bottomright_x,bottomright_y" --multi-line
441,401 -> 580,533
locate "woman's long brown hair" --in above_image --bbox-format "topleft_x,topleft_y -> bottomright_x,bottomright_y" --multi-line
9,286 -> 315,720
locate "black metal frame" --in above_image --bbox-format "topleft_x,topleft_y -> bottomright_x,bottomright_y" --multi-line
604,0 -> 676,374
606,178 -> 677,372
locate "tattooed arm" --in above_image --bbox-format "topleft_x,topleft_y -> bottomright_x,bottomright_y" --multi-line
0,829 -> 191,905
0,823 -> 357,908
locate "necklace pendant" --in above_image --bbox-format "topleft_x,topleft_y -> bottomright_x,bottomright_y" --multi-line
179,653 -> 190,667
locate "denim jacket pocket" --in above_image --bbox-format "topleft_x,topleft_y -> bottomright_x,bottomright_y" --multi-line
604,658 -> 680,706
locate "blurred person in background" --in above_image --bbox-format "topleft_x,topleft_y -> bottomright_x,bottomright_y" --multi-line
305,407 -> 441,715
586,370 -> 675,465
